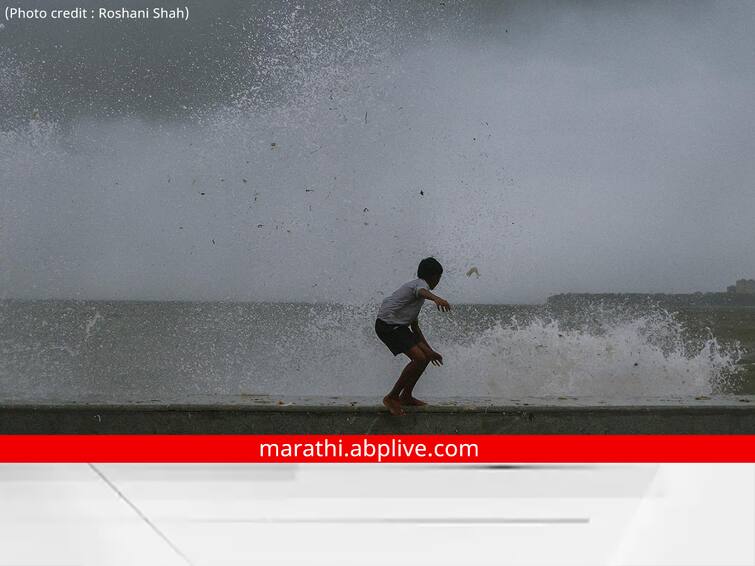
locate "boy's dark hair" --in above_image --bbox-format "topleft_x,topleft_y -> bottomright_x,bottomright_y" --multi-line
417,257 -> 443,281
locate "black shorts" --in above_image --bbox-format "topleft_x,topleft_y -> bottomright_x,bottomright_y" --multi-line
375,318 -> 419,356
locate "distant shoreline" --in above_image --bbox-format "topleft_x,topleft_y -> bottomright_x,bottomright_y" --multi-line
2,295 -> 755,307
547,293 -> 755,307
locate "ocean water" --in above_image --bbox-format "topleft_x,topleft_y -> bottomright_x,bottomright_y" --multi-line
0,300 -> 749,402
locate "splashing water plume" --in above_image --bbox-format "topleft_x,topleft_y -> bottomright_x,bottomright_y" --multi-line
440,308 -> 742,399
0,301 -> 743,400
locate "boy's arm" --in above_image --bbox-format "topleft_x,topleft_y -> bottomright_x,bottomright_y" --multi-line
417,288 -> 451,312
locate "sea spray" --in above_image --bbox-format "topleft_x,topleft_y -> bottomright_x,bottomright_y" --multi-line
0,3 -> 521,305
0,300 -> 742,400
437,307 -> 742,398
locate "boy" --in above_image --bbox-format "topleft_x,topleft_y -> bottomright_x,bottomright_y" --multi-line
375,257 -> 451,416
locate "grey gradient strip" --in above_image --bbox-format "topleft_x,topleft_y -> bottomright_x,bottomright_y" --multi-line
180,517 -> 589,525
419,465 -> 600,470
88,464 -> 194,566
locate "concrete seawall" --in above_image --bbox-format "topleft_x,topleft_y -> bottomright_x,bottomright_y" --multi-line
1,396 -> 753,434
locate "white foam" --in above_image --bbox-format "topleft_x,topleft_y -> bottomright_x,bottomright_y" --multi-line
438,311 -> 742,398
258,304 -> 743,398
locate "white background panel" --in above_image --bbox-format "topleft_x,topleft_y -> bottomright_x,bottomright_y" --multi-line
0,464 -> 751,565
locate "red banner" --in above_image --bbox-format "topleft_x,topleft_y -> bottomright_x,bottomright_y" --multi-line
0,435 -> 753,463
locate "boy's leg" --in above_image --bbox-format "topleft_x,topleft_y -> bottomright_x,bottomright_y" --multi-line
383,345 -> 429,416
399,342 -> 434,406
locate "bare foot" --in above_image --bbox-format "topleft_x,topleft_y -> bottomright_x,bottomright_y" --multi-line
399,395 -> 427,407
383,396 -> 405,416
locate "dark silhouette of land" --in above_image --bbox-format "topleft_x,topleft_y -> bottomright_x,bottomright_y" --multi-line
548,292 -> 755,308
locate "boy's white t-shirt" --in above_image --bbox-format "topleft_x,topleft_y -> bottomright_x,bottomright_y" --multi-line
376,278 -> 429,326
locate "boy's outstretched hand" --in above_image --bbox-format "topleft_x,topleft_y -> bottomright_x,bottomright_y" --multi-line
429,350 -> 444,366
418,288 -> 451,312
434,297 -> 451,312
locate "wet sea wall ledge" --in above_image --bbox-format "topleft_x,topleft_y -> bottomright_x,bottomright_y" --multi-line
0,397 -> 753,434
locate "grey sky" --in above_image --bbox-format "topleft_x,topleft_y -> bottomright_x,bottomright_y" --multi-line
1,1 -> 753,303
